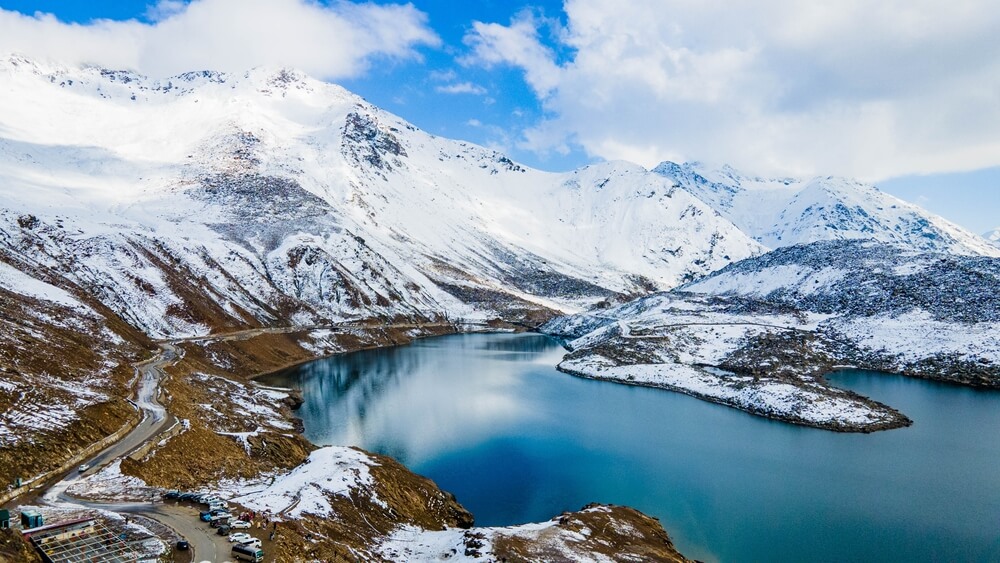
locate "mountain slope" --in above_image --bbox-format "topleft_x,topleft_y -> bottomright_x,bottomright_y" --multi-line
544,240 -> 1000,431
0,56 -> 761,341
652,161 -> 1000,257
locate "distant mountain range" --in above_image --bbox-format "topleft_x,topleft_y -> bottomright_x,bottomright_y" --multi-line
652,161 -> 999,256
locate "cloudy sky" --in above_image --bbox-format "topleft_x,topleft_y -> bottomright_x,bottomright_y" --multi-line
0,0 -> 997,233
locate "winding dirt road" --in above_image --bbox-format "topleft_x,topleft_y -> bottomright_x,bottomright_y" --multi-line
39,344 -> 176,502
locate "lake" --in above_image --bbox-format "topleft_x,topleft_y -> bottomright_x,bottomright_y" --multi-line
259,332 -> 1000,562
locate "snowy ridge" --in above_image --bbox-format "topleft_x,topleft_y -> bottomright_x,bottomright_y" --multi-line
653,161 -> 1000,257
683,240 -> 1000,323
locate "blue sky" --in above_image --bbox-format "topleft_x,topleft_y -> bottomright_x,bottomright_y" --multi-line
0,0 -> 996,234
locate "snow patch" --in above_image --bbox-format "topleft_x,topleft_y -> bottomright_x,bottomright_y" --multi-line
0,260 -> 90,312
229,446 -> 378,519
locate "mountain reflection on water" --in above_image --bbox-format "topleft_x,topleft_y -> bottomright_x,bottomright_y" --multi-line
265,334 -> 558,465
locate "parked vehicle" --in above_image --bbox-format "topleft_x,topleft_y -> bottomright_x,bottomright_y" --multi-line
178,492 -> 198,501
163,490 -> 181,500
231,544 -> 264,562
176,540 -> 190,551
238,538 -> 262,549
228,532 -> 252,543
208,502 -> 227,512
230,520 -> 251,529
201,510 -> 229,522
210,513 -> 232,528
217,525 -> 231,536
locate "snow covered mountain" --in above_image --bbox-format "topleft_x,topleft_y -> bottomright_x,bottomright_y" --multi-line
0,55 -> 760,342
0,55 -> 765,498
652,161 -> 1000,257
545,240 -> 1000,431
985,228 -> 1000,248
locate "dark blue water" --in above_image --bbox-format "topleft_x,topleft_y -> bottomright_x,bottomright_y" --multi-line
260,333 -> 1000,562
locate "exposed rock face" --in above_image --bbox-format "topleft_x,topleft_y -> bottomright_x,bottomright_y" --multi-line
342,111 -> 407,173
687,240 -> 1000,323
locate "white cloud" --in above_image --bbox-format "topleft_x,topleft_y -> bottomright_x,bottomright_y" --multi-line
145,0 -> 186,21
0,0 -> 439,80
463,10 -> 562,97
435,81 -> 487,95
463,0 -> 1000,179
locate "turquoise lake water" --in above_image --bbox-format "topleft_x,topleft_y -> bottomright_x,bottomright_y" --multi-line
260,332 -> 1000,562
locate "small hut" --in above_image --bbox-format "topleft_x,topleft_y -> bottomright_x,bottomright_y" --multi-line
20,509 -> 43,529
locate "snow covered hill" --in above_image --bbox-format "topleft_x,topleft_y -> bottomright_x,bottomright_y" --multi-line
0,55 -> 760,343
652,161 -> 1000,257
544,240 -> 1000,431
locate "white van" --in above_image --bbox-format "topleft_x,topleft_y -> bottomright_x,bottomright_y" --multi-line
238,538 -> 262,549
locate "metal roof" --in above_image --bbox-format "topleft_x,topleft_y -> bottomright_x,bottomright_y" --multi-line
27,519 -> 141,563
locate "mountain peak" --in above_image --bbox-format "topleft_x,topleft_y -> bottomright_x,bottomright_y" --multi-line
985,228 -> 1000,246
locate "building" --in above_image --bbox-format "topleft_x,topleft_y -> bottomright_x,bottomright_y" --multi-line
20,509 -> 43,529
21,518 -> 140,563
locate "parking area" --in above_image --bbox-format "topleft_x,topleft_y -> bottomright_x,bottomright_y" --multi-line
160,491 -> 269,562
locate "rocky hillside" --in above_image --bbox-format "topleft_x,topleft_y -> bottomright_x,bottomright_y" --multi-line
545,240 -> 1000,431
653,161 -> 1000,257
0,247 -> 148,491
